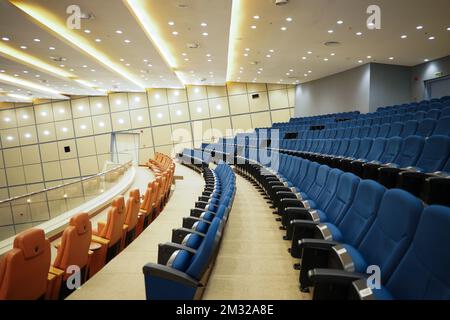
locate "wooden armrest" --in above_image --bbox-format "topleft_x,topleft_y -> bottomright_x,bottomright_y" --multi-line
91,235 -> 110,245
49,266 -> 65,277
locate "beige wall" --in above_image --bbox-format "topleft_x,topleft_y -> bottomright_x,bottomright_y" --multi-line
0,83 -> 295,199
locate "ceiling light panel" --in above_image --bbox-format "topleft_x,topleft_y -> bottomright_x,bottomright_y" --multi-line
227,0 -> 450,84
9,0 -> 181,90
125,0 -> 232,86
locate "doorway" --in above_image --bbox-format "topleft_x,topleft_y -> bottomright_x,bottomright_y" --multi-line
112,132 -> 140,165
425,75 -> 450,99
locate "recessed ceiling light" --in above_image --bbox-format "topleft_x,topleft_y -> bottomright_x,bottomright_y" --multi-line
266,54 -> 271,58
6,135 -> 13,141
428,36 -> 435,40
24,133 -> 32,139
447,27 -> 450,31
328,30 -> 334,33
98,121 -> 105,127
337,20 -> 343,24
168,21 -> 175,26
281,27 -> 287,31
289,69 -> 294,72
251,25 -> 256,29
206,53 -> 211,57
40,111 -> 47,116
95,38 -> 101,42
184,58 -> 189,61
20,45 -> 27,49
118,118 -> 124,124
43,130 -> 50,136
243,53 -> 248,57
389,57 -> 394,60
304,74 -> 308,77
1,37 -> 10,41
308,70 -> 312,73
58,108 -> 65,114
307,51 -> 312,54
253,15 -> 260,20
59,64 -> 65,68
96,103 -> 102,108
416,25 -> 423,30
202,32 -> 208,36
22,114 -> 29,119
302,56 -> 306,60
324,58 -> 329,61
80,124 -> 87,130
176,110 -> 182,116
401,35 -> 407,39
4,117 -> 11,122
245,48 -> 250,51
125,63 -> 130,66
137,116 -> 144,121
119,58 -> 124,62
91,69 -> 96,72
286,72 -> 290,76
172,31 -> 179,36
201,22 -> 207,27
286,17 -> 292,22
82,64 -> 87,68
116,30 -> 123,34
367,55 -> 372,59
424,59 -> 429,62
157,112 -> 163,119
207,59 -> 212,62
358,60 -> 363,63
356,32 -> 362,36
84,29 -> 91,34
269,49 -> 274,53
182,53 -> 187,56
124,39 -> 131,43
33,38 -> 40,42
330,53 -> 335,56
196,107 -> 202,113
23,70 -> 29,73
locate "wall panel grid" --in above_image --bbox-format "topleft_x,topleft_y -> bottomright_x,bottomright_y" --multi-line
0,83 -> 294,199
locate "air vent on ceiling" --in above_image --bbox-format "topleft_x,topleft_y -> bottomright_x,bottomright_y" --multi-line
200,78 -> 207,82
187,43 -> 199,49
275,0 -> 289,5
250,61 -> 259,65
80,12 -> 95,20
50,56 -> 66,62
177,3 -> 189,8
324,41 -> 341,47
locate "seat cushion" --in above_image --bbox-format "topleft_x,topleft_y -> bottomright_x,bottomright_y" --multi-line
194,221 -> 210,233
201,211 -> 215,221
372,286 -> 394,300
185,234 -> 203,249
170,250 -> 192,272
341,244 -> 368,273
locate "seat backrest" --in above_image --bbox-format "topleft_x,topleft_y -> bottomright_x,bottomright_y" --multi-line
401,120 -> 418,137
385,205 -> 450,299
345,139 -> 360,157
103,197 -> 126,246
433,116 -> 450,136
416,119 -> 437,137
186,217 -> 223,279
378,137 -> 402,164
378,124 -> 391,138
358,126 -> 370,138
329,139 -> 342,155
414,111 -> 427,120
415,135 -> 450,172
125,189 -> 141,229
300,162 -> 320,194
338,180 -> 386,247
323,173 -> 360,224
426,109 -> 441,120
315,169 -> 343,209
354,138 -> 373,159
441,107 -> 450,118
305,165 -> 329,201
53,213 -> 92,274
368,125 -> 380,138
358,189 -> 423,282
387,122 -> 403,138
365,138 -> 387,161
0,228 -> 50,300
393,135 -> 425,167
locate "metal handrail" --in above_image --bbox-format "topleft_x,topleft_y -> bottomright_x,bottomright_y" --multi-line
0,154 -> 132,205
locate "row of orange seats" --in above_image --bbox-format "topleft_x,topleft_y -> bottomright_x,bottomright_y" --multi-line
0,153 -> 175,300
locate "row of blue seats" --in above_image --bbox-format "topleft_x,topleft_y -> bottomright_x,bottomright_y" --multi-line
142,162 -> 236,299
235,153 -> 450,300
269,109 -> 450,134
377,96 -> 450,112
178,148 -> 211,171
226,134 -> 450,205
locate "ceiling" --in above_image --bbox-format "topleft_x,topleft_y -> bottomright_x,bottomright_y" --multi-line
0,0 -> 449,102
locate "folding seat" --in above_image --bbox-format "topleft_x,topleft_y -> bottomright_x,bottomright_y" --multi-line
328,129 -> 337,139
441,107 -> 450,118
416,104 -> 429,112
143,217 -> 223,299
338,138 -> 373,172
377,124 -> 391,138
123,189 -> 141,247
349,205 -> 450,300
377,136 -> 426,188
422,158 -> 450,206
401,113 -> 414,122
426,109 -> 441,120
371,117 -> 382,126
301,189 -> 423,294
327,138 -> 360,168
367,125 -> 380,138
406,106 -> 417,113
52,213 -> 92,299
287,173 -> 360,254
390,115 -> 401,123
362,118 -> 373,127
358,126 -> 370,138
355,119 -> 365,127
380,116 -> 391,125
342,127 -> 353,139
349,138 -> 387,177
396,135 -> 450,197
401,120 -> 418,137
387,122 -> 403,138
350,126 -> 360,138
90,197 -> 127,276
0,228 -> 51,300
441,96 -> 450,102
433,116 -> 450,136
416,118 -> 437,137
414,111 -> 427,121
317,130 -> 326,139
429,102 -> 443,109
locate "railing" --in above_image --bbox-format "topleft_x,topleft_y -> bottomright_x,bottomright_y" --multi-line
0,153 -> 133,242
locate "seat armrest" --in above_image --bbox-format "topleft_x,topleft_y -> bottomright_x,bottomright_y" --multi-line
171,228 -> 205,244
190,208 -> 208,217
157,242 -> 197,265
276,191 -> 298,199
299,238 -> 340,250
309,268 -> 367,300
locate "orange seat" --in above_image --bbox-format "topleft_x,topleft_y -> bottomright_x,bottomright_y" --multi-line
123,189 -> 141,247
0,228 -> 50,300
52,213 -> 92,299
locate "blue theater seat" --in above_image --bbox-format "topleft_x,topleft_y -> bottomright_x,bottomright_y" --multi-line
303,189 -> 423,293
416,118 -> 437,137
